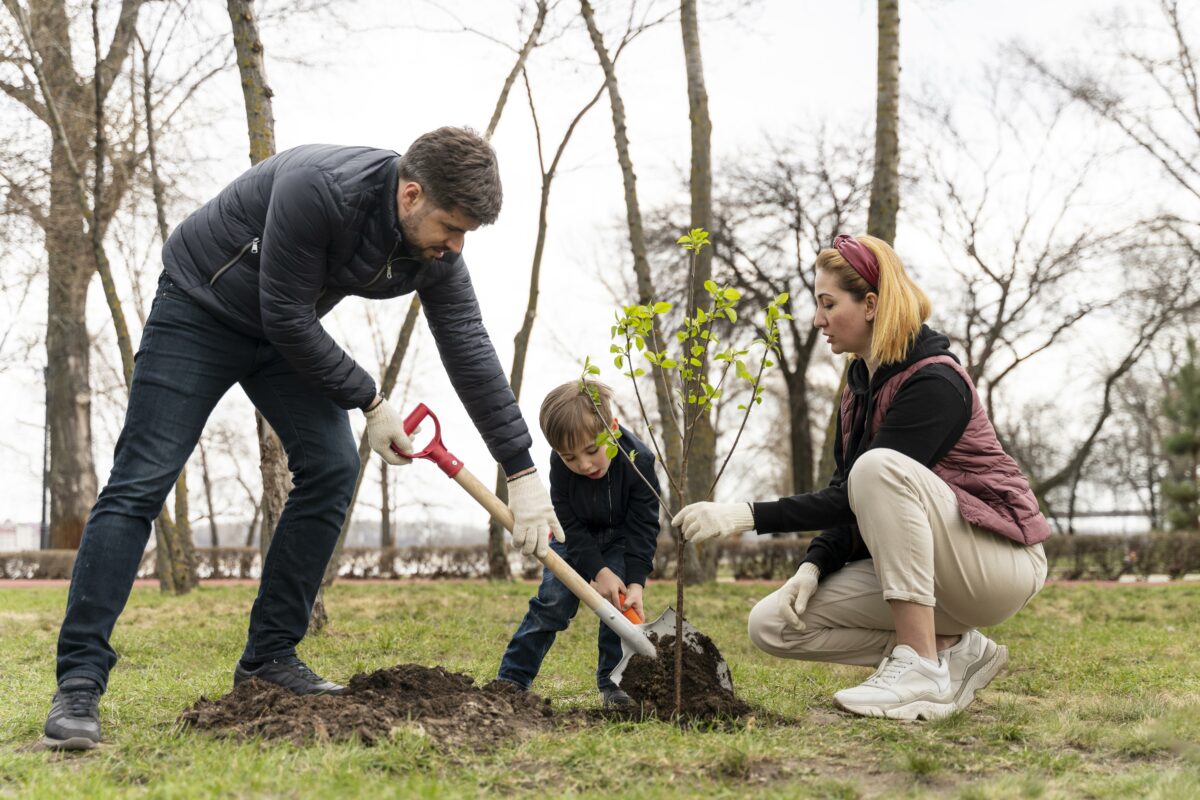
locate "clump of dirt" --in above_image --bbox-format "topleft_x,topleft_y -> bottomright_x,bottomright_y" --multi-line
620,632 -> 751,721
179,664 -> 554,749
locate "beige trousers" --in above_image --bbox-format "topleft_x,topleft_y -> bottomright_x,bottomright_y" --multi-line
748,449 -> 1047,667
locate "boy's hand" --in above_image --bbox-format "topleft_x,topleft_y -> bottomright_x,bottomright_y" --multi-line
621,583 -> 644,621
590,567 -> 627,609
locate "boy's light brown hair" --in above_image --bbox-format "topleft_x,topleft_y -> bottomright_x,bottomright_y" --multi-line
539,380 -> 613,452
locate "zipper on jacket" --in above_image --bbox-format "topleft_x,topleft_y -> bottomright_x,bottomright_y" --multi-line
209,237 -> 260,286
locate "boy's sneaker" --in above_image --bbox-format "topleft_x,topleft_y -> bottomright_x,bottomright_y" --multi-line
43,676 -> 102,750
833,645 -> 956,720
940,629 -> 1007,710
234,656 -> 345,695
601,687 -> 635,708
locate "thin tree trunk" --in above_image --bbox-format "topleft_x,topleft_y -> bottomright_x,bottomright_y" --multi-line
581,0 -> 688,718
137,33 -> 196,592
314,295 -> 422,630
579,0 -> 682,488
816,0 -> 901,491
225,0 -> 291,580
199,440 -> 220,548
680,0 -> 718,583
380,459 -> 392,548
867,0 -> 900,243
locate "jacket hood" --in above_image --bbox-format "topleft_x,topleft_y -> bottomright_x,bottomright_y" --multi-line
848,325 -> 959,395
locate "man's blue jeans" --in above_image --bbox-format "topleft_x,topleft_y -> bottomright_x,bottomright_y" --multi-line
497,539 -> 627,692
56,273 -> 361,691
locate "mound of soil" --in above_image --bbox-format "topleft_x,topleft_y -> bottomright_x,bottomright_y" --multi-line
179,664 -> 554,749
620,632 -> 752,721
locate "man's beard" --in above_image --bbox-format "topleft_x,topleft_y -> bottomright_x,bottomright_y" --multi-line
398,207 -> 437,264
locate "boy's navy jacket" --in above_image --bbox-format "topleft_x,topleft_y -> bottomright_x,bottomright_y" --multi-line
548,426 -> 661,586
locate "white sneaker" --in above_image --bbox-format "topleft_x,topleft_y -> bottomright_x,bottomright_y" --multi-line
940,629 -> 1007,711
833,645 -> 956,720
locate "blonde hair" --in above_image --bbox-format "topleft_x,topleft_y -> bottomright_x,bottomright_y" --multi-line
539,380 -> 613,452
815,234 -> 930,364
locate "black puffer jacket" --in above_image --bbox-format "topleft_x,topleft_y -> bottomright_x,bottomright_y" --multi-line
163,144 -> 532,473
549,426 -> 661,587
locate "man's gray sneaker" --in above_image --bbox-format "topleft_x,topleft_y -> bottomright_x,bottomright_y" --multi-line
601,687 -> 635,709
940,629 -> 1008,710
43,676 -> 102,750
234,656 -> 345,695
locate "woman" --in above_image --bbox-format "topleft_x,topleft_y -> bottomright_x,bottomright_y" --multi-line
672,234 -> 1049,721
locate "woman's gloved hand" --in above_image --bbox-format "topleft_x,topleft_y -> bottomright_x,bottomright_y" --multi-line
671,501 -> 755,543
778,562 -> 821,629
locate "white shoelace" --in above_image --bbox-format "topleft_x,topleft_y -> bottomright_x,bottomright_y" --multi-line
865,654 -> 918,687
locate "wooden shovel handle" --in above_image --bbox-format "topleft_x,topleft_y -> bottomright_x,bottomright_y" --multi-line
452,466 -> 610,618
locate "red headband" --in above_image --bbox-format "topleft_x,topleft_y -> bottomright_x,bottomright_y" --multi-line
833,234 -> 880,290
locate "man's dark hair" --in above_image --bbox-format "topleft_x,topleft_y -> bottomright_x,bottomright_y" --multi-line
398,127 -> 502,225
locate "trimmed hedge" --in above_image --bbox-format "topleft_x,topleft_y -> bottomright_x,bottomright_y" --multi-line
3,532 -> 1198,582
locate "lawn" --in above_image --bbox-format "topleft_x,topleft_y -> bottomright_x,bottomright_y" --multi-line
1,580 -> 1198,798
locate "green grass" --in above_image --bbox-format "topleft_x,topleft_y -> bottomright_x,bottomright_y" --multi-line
2,581 -> 1198,798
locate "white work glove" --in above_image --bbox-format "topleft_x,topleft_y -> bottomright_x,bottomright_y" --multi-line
506,471 -> 565,559
671,501 -> 755,544
364,399 -> 414,466
778,562 -> 821,630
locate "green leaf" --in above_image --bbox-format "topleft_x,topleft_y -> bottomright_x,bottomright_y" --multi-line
691,344 -> 705,357
689,358 -> 702,367
727,307 -> 738,323
661,358 -> 677,369
634,368 -> 645,377
696,308 -> 708,324
614,355 -> 624,368
723,287 -> 740,301
775,292 -> 789,304
704,279 -> 718,293
652,301 -> 673,314
605,444 -> 619,459
588,365 -> 601,375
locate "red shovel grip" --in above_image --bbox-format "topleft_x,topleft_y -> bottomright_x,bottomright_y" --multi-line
391,403 -> 464,478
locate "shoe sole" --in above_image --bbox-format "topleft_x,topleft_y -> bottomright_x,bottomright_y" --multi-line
955,642 -> 1008,710
40,735 -> 98,751
834,696 -> 958,721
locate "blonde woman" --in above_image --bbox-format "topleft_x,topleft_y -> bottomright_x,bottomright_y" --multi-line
672,235 -> 1049,720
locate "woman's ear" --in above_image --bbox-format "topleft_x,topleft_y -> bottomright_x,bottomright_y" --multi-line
864,292 -> 878,322
610,416 -> 620,432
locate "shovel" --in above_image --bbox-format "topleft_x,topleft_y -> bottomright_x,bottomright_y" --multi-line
395,403 -> 656,662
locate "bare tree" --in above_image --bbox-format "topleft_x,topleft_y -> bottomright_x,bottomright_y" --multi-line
1,0 -> 152,549
224,0 -> 293,561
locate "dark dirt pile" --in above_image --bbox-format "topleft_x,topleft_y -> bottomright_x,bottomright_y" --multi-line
620,632 -> 752,721
179,664 -> 554,749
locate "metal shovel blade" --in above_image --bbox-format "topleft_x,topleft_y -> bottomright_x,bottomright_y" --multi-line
609,606 -> 733,692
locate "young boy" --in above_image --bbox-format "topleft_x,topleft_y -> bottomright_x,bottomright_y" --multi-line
496,380 -> 661,707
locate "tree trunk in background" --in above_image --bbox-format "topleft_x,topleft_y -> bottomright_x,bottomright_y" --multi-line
315,295 -> 422,631
818,0 -> 901,487
380,460 -> 392,548
580,0 -> 682,509
131,33 -> 198,592
199,441 -> 220,547
483,2 -> 548,579
11,0 -> 147,549
681,0 -> 718,583
867,0 -> 901,243
225,0 -> 293,582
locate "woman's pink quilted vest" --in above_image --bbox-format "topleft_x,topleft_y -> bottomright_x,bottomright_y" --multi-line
840,356 -> 1050,546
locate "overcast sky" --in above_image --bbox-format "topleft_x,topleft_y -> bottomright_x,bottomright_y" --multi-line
0,0 -> 1170,532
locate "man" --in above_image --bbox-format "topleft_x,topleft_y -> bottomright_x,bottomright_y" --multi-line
43,127 -> 564,750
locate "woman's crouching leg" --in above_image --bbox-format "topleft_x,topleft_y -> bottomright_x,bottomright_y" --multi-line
747,561 -> 900,668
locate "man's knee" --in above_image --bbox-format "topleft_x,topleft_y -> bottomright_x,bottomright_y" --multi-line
295,439 -> 360,497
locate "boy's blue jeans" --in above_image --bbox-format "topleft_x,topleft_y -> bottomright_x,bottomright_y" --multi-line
497,539 -> 627,692
55,273 -> 361,691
